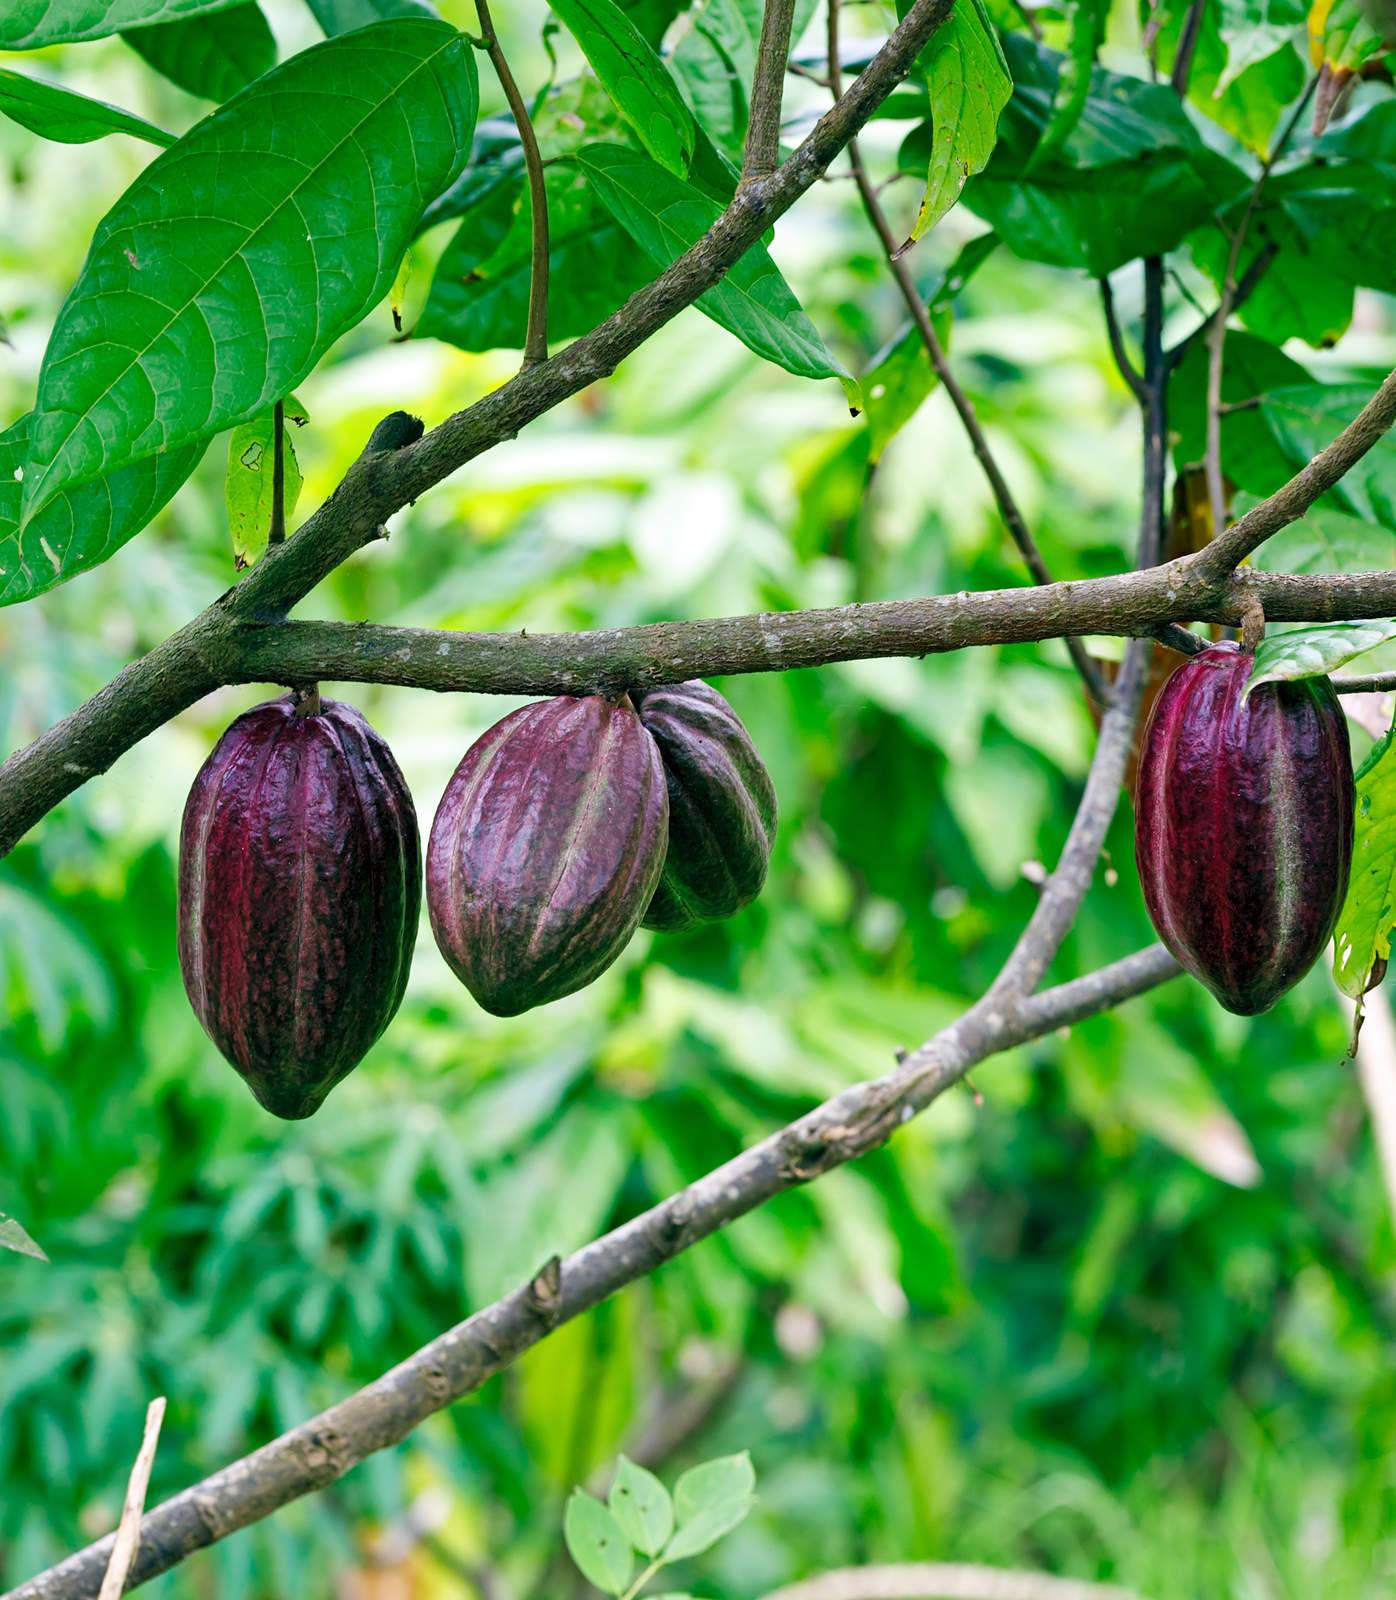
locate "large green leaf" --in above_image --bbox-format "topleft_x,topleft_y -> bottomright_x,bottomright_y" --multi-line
578,143 -> 853,395
0,69 -> 175,147
1024,0 -> 1107,170
304,0 -> 438,32
122,4 -> 277,101
1334,716 -> 1396,999
1,0 -> 246,48
898,0 -> 1012,241
0,413 -> 203,606
21,19 -> 477,523
548,0 -> 696,175
1246,620 -> 1396,694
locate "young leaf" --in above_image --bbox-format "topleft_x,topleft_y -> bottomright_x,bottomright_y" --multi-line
665,1451 -> 756,1560
578,143 -> 856,400
21,18 -> 477,523
0,414 -> 203,607
900,0 -> 1012,241
0,70 -> 175,147
1334,716 -> 1396,999
123,4 -> 277,102
226,397 -> 308,569
549,0 -> 696,176
564,1489 -> 634,1595
1246,620 -> 1396,694
0,1214 -> 48,1263
2,0 -> 247,49
609,1455 -> 674,1557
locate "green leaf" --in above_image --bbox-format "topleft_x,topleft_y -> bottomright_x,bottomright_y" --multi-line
901,0 -> 1012,240
0,413 -> 203,606
226,396 -> 308,569
862,315 -> 945,462
548,0 -> 695,176
1258,384 -> 1396,527
304,0 -> 438,33
565,1489 -> 634,1595
609,1456 -> 673,1557
664,1452 -> 755,1560
1,0 -> 247,48
0,1214 -> 48,1263
21,18 -> 477,523
1335,716 -> 1396,998
123,4 -> 277,102
0,69 -> 175,147
1246,620 -> 1396,694
578,143 -> 854,398
1216,0 -> 1307,89
1025,0 -> 1107,172
1169,331 -> 1313,488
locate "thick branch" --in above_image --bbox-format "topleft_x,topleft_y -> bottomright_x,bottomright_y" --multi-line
6,944 -> 1178,1600
743,0 -> 800,182
475,0 -> 551,368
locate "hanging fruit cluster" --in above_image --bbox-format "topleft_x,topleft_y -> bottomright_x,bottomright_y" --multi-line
178,680 -> 777,1117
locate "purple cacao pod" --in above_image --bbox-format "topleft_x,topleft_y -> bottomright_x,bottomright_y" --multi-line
633,680 -> 777,932
178,694 -> 421,1119
1134,642 -> 1354,1016
426,694 -> 668,1016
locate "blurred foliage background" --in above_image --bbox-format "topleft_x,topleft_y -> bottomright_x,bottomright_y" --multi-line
4,1 -> 1396,1597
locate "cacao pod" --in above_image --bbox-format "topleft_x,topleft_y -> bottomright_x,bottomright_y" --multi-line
1134,642 -> 1354,1016
178,694 -> 421,1119
633,680 -> 777,931
426,694 -> 668,1015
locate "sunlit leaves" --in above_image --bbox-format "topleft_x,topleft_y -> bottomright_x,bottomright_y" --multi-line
899,0 -> 1012,242
1246,620 -> 1396,693
0,70 -> 175,147
1334,715 -> 1396,999
579,143 -> 854,397
0,413 -> 202,606
1,0 -> 246,49
21,19 -> 477,522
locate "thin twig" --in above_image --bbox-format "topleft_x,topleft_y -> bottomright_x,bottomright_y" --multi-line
476,0 -> 551,368
97,1399 -> 166,1600
8,946 -> 1179,1600
1334,672 -> 1396,694
1098,277 -> 1146,402
1169,0 -> 1206,96
743,0 -> 800,182
1138,258 -> 1167,567
268,399 -> 286,547
829,0 -> 1108,704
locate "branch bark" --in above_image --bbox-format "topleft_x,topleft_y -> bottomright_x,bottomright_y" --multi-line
743,0 -> 800,182
4,944 -> 1179,1600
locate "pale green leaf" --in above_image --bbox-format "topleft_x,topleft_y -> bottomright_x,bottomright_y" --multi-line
664,1452 -> 755,1560
1334,717 -> 1396,998
577,143 -> 855,399
565,1489 -> 634,1595
549,0 -> 696,175
0,413 -> 202,606
609,1456 -> 673,1557
226,397 -> 308,569
22,18 -> 477,522
0,69 -> 175,146
1246,620 -> 1396,694
0,1215 -> 48,1263
2,0 -> 246,48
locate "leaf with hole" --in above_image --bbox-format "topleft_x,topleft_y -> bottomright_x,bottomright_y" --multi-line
0,69 -> 175,146
578,143 -> 855,401
0,413 -> 203,607
1246,620 -> 1396,695
226,396 -> 308,570
565,1489 -> 634,1595
609,1455 -> 673,1556
21,18 -> 477,523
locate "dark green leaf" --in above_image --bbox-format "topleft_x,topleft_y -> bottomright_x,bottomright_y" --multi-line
1336,713 -> 1396,998
578,143 -> 853,395
564,1489 -> 634,1595
1025,0 -> 1107,171
22,18 -> 477,522
304,0 -> 438,32
0,413 -> 202,606
549,0 -> 696,175
0,69 -> 175,146
1,0 -> 246,48
123,4 -> 277,102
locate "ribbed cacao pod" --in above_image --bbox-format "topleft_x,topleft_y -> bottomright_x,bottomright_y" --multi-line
178,694 -> 421,1119
633,680 -> 777,931
1134,643 -> 1354,1016
426,694 -> 668,1016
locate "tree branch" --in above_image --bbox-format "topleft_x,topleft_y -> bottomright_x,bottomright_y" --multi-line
1097,277 -> 1146,402
6,944 -> 1179,1600
476,0 -> 551,368
743,0 -> 800,183
762,1564 -> 1143,1600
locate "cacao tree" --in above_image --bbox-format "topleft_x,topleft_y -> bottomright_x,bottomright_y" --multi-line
5,0 -> 1396,1596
